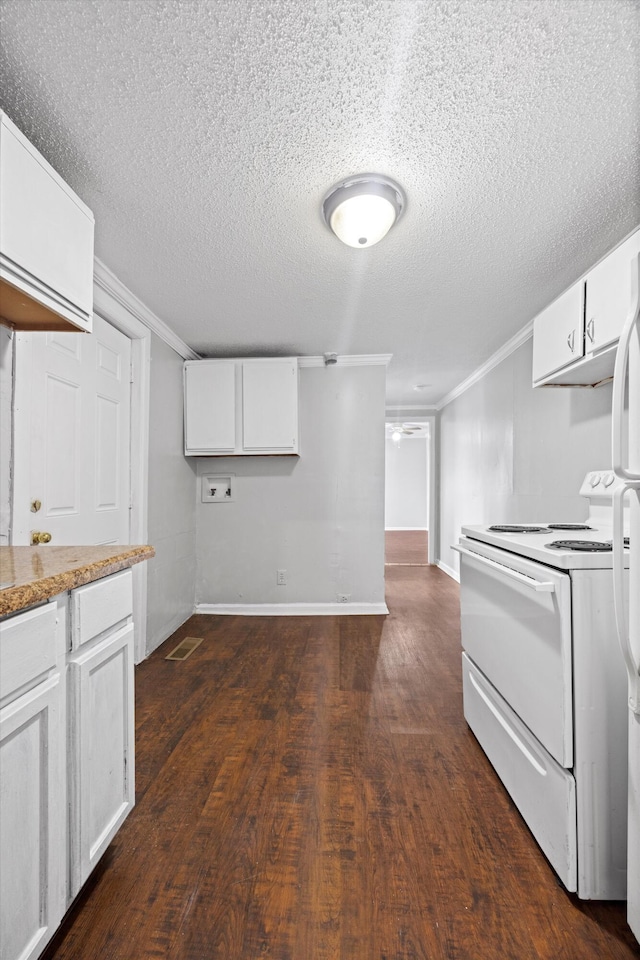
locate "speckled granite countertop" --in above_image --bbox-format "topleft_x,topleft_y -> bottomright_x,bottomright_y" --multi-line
0,545 -> 155,617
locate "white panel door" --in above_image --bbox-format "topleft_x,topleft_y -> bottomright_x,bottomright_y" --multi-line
13,314 -> 131,546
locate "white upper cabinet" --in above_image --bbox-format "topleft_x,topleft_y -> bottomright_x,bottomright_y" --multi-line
241,359 -> 298,453
532,281 -> 585,383
585,229 -> 640,354
184,357 -> 299,456
184,360 -> 237,454
533,227 -> 640,387
0,110 -> 94,333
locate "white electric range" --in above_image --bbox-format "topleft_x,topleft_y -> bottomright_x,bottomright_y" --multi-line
454,471 -> 629,900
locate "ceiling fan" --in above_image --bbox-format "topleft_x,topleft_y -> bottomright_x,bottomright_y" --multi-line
386,422 -> 425,440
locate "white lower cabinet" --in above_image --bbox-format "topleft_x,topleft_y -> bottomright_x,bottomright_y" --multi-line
0,568 -> 135,960
67,623 -> 135,896
0,674 -> 66,960
0,599 -> 66,960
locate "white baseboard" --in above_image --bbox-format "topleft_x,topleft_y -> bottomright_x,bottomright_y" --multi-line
437,560 -> 460,582
194,602 -> 389,616
385,527 -> 428,531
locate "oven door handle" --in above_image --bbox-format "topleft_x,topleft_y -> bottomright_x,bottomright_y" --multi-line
452,544 -> 556,593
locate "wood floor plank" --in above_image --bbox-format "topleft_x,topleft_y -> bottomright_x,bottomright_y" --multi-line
42,564 -> 640,960
385,530 -> 428,565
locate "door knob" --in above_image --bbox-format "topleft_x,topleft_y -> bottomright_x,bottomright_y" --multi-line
31,531 -> 52,545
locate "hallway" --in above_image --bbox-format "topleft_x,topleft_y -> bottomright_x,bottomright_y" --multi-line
43,565 -> 638,959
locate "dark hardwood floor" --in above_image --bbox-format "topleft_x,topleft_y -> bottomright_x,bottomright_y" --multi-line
43,563 -> 639,959
385,529 -> 428,565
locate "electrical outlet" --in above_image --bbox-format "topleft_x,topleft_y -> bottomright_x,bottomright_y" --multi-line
277,569 -> 287,586
337,593 -> 350,603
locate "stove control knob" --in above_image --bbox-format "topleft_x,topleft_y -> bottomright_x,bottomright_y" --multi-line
589,473 -> 601,487
602,472 -> 615,487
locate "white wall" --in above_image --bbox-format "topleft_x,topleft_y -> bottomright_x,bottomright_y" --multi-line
385,435 -> 428,529
0,327 -> 13,546
145,333 -> 197,652
195,362 -> 387,607
438,336 -> 614,576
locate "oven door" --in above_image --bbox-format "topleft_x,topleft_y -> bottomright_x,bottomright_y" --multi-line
456,537 -> 573,768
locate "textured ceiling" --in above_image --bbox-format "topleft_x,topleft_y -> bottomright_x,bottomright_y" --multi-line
1,0 -> 638,407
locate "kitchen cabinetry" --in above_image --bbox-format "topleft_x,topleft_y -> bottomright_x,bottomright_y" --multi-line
585,229 -> 640,353
0,110 -> 94,333
0,568 -> 135,960
531,281 -> 585,383
67,571 -> 135,896
0,600 -> 66,960
532,228 -> 640,387
184,357 -> 299,456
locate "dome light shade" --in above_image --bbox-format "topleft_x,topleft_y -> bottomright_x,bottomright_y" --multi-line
322,174 -> 405,248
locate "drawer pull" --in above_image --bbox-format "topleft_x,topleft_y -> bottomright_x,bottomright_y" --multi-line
453,544 -> 555,593
468,670 -> 547,776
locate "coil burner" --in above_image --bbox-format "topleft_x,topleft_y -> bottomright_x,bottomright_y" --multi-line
488,525 -> 550,533
546,540 -> 612,552
547,523 -> 593,531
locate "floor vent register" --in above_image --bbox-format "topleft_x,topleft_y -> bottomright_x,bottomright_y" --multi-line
165,637 -> 204,661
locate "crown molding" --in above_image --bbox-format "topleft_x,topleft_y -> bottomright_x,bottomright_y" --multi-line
436,321 -> 533,410
93,258 -> 200,360
385,404 -> 438,414
298,354 -> 392,367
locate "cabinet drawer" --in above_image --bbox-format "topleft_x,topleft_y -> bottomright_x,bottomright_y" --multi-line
71,570 -> 133,649
462,653 -> 577,892
0,602 -> 58,701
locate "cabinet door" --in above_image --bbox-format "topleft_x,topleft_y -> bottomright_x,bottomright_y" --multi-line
184,360 -> 236,454
532,280 -> 585,383
0,112 -> 94,331
585,230 -> 640,354
241,359 -> 298,452
67,623 -> 135,896
0,675 -> 65,960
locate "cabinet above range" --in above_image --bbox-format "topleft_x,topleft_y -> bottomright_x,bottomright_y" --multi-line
184,357 -> 299,456
532,228 -> 640,387
0,110 -> 95,334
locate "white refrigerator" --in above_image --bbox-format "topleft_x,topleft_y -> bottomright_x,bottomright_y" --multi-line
613,250 -> 640,943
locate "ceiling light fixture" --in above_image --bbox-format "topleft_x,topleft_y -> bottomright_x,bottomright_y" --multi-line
322,174 -> 405,248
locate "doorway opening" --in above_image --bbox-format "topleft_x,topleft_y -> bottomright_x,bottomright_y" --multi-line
384,416 -> 435,566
